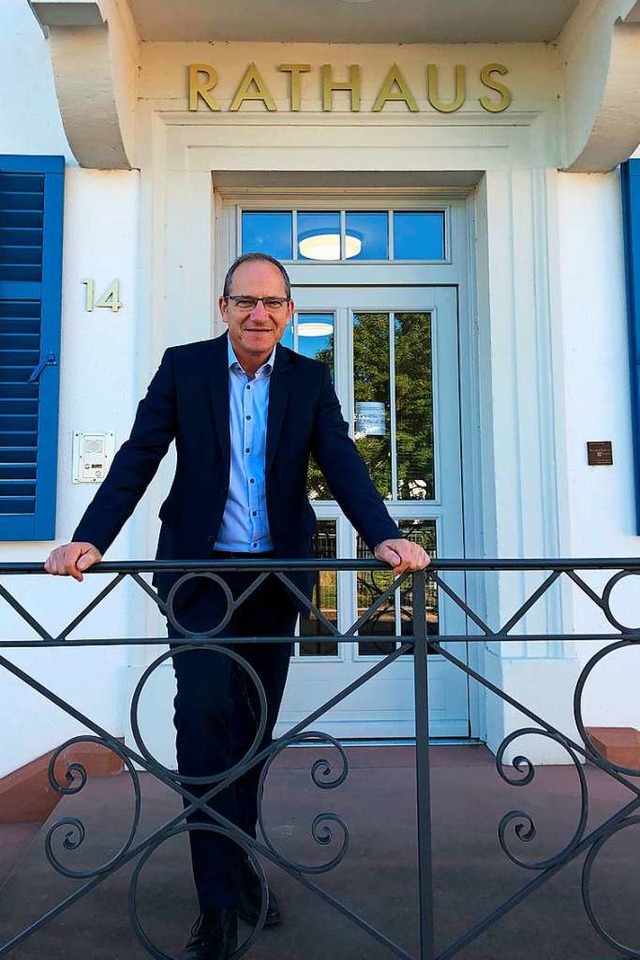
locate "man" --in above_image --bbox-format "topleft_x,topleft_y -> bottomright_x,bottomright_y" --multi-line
45,252 -> 429,959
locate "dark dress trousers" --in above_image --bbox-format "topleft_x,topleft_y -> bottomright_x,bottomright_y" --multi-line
73,333 -> 400,909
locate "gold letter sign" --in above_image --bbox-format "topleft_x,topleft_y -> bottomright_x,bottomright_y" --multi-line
187,62 -> 512,114
230,62 -> 277,111
188,63 -> 220,111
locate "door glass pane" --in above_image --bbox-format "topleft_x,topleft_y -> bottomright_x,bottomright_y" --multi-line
241,211 -> 292,259
356,519 -> 438,656
398,519 -> 438,637
353,312 -> 392,500
355,532 -> 397,656
393,212 -> 445,260
299,519 -> 338,655
296,312 -> 334,501
395,312 -> 435,500
345,212 -> 388,260
296,313 -> 334,364
298,212 -> 341,261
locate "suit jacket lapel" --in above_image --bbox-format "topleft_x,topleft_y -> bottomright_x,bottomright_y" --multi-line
208,333 -> 231,470
266,344 -> 293,470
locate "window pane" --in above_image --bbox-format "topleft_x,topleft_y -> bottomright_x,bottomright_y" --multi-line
241,211 -> 292,259
345,212 -> 388,260
395,312 -> 435,500
299,519 -> 338,654
297,212 -> 341,261
353,312 -> 392,500
399,520 -> 438,638
296,313 -> 334,365
393,212 -> 444,260
280,325 -> 293,349
357,520 -> 439,656
299,313 -> 335,501
356,534 -> 397,656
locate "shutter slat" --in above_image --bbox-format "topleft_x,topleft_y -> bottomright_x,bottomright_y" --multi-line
0,265 -> 41,282
0,191 -> 44,211
0,246 -> 42,264
0,335 -> 40,349
0,447 -> 38,462
0,174 -> 45,193
0,498 -> 37,514
0,211 -> 42,229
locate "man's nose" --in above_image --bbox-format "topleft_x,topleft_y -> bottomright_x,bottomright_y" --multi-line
250,299 -> 269,320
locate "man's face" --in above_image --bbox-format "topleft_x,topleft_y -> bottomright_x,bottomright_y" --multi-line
219,260 -> 293,371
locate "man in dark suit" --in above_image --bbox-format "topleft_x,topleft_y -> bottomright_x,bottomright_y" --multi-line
45,253 -> 429,959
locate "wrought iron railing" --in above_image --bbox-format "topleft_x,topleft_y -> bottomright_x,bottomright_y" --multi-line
0,557 -> 639,959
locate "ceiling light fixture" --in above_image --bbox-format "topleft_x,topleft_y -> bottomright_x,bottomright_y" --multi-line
298,321 -> 334,337
298,233 -> 361,261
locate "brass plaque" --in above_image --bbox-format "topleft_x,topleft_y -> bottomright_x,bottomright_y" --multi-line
587,441 -> 613,466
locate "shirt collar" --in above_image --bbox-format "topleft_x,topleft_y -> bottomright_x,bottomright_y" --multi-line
227,338 -> 276,380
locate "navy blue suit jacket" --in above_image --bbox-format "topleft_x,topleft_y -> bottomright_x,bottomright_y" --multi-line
73,333 -> 400,603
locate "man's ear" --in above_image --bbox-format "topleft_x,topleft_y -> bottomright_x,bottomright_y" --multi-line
219,296 -> 229,322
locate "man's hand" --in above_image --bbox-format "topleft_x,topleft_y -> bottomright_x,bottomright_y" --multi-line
44,542 -> 103,582
374,538 -> 430,576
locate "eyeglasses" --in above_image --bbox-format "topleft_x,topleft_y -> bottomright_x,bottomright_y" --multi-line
225,295 -> 290,313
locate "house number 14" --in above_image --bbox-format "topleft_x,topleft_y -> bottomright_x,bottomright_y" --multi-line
82,278 -> 123,312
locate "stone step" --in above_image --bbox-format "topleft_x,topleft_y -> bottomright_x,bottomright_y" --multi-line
586,726 -> 640,769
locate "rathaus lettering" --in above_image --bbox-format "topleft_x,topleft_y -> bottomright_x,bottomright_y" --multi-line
188,62 -> 512,114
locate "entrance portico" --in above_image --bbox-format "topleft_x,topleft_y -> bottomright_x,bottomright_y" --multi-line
22,0 -> 640,762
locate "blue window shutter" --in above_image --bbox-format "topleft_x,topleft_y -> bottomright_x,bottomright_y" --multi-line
0,155 -> 64,540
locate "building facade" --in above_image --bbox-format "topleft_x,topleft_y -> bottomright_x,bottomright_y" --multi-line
2,0 -> 640,777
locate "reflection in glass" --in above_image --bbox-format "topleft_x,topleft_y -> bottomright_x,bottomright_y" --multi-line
280,325 -> 293,350
398,520 -> 438,638
296,313 -> 334,362
298,212 -> 341,261
357,520 -> 438,656
353,313 -> 392,500
393,212 -> 445,260
298,313 -> 334,501
355,534 -> 396,656
395,313 -> 435,500
241,211 -> 293,259
299,519 -> 338,655
345,212 -> 388,260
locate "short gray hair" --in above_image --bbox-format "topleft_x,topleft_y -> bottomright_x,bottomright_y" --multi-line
222,252 -> 291,300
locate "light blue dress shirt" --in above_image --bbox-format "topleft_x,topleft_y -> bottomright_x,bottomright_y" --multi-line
214,340 -> 275,553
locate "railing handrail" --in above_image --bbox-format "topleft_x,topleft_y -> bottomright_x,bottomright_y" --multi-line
3,556 -> 640,574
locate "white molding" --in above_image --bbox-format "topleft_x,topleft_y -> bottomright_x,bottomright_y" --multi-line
31,0 -> 139,168
560,0 -> 640,171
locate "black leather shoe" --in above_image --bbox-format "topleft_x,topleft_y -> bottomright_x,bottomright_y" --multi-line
237,856 -> 283,927
182,908 -> 238,960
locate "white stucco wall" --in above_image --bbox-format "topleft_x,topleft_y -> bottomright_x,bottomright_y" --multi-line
0,0 -> 73,161
0,167 -> 143,778
556,169 -> 640,729
0,2 -> 145,778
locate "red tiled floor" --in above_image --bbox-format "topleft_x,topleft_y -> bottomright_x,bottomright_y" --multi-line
0,745 -> 638,959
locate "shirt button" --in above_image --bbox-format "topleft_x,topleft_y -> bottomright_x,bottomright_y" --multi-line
252,543 -> 257,548
246,385 -> 251,390
246,415 -> 252,420
245,447 -> 250,453
250,478 -> 255,484
252,511 -> 257,516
